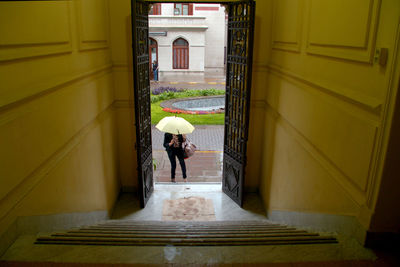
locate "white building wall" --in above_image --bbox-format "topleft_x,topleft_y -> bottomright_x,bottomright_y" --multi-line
161,4 -> 174,16
153,31 -> 205,73
149,3 -> 226,80
193,4 -> 226,73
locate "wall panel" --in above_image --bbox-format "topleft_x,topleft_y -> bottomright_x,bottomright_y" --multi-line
16,109 -> 119,215
263,109 -> 360,214
0,72 -> 114,211
0,1 -> 72,61
306,0 -> 380,62
266,73 -> 377,201
76,0 -> 109,51
271,0 -> 302,52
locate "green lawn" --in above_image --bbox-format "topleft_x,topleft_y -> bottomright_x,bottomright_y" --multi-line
151,100 -> 225,125
150,88 -> 225,125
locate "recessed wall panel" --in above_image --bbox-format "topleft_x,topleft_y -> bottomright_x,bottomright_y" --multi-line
271,0 -> 302,52
266,73 -> 377,194
306,0 -> 380,62
76,0 -> 109,51
0,1 -> 72,61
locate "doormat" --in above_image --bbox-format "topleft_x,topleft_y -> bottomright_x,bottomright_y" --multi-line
162,196 -> 215,221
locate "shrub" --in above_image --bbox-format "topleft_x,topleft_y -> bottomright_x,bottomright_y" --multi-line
200,89 -> 221,96
151,86 -> 184,95
150,88 -> 225,103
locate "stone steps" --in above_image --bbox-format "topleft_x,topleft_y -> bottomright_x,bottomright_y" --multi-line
35,221 -> 337,247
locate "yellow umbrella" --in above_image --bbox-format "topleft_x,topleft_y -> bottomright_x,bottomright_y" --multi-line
155,116 -> 195,134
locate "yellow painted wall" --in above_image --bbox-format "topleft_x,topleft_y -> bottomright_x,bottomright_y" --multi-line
369,18 -> 400,232
370,81 -> 400,232
245,0 -> 271,188
109,0 -> 137,189
0,0 -> 120,236
259,0 -> 400,232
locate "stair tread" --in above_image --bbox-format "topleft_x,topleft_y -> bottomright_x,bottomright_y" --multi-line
51,232 -> 319,238
35,220 -> 338,246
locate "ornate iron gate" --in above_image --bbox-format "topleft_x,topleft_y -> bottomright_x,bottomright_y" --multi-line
131,0 -> 153,208
223,0 -> 255,207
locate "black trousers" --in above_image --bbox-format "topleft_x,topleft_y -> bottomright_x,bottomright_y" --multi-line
167,148 -> 187,179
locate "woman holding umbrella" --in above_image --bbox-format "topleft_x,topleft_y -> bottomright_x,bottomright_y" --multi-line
156,116 -> 195,183
163,133 -> 187,183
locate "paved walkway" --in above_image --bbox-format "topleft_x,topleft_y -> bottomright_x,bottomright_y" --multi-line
152,125 -> 224,183
152,125 -> 224,151
153,151 -> 223,183
150,73 -> 226,91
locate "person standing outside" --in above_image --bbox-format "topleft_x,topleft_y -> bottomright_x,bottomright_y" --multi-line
152,60 -> 159,81
163,132 -> 187,183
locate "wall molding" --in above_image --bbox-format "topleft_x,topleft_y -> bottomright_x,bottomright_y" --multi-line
265,103 -> 367,206
271,0 -> 303,53
0,1 -> 73,62
305,0 -> 381,63
76,0 -> 110,51
0,105 -> 115,227
0,64 -> 112,117
267,64 -> 382,113
0,42 -> 72,63
365,20 -> 400,209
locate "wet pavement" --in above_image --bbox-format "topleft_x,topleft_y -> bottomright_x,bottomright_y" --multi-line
152,125 -> 224,151
150,74 -> 226,91
152,125 -> 224,183
153,150 -> 223,183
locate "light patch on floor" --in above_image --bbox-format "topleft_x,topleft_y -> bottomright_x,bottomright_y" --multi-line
162,196 -> 215,221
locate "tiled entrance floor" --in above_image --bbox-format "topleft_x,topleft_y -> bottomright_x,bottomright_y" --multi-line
153,150 -> 222,183
1,185 -> 380,265
111,184 -> 267,221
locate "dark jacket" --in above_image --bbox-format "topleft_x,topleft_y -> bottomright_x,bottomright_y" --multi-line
163,133 -> 184,152
152,62 -> 158,71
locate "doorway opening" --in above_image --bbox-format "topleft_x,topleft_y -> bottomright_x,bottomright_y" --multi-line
149,2 -> 227,187
132,0 -> 255,208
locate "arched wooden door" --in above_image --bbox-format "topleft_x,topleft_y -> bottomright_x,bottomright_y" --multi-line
149,38 -> 158,80
173,38 -> 189,69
